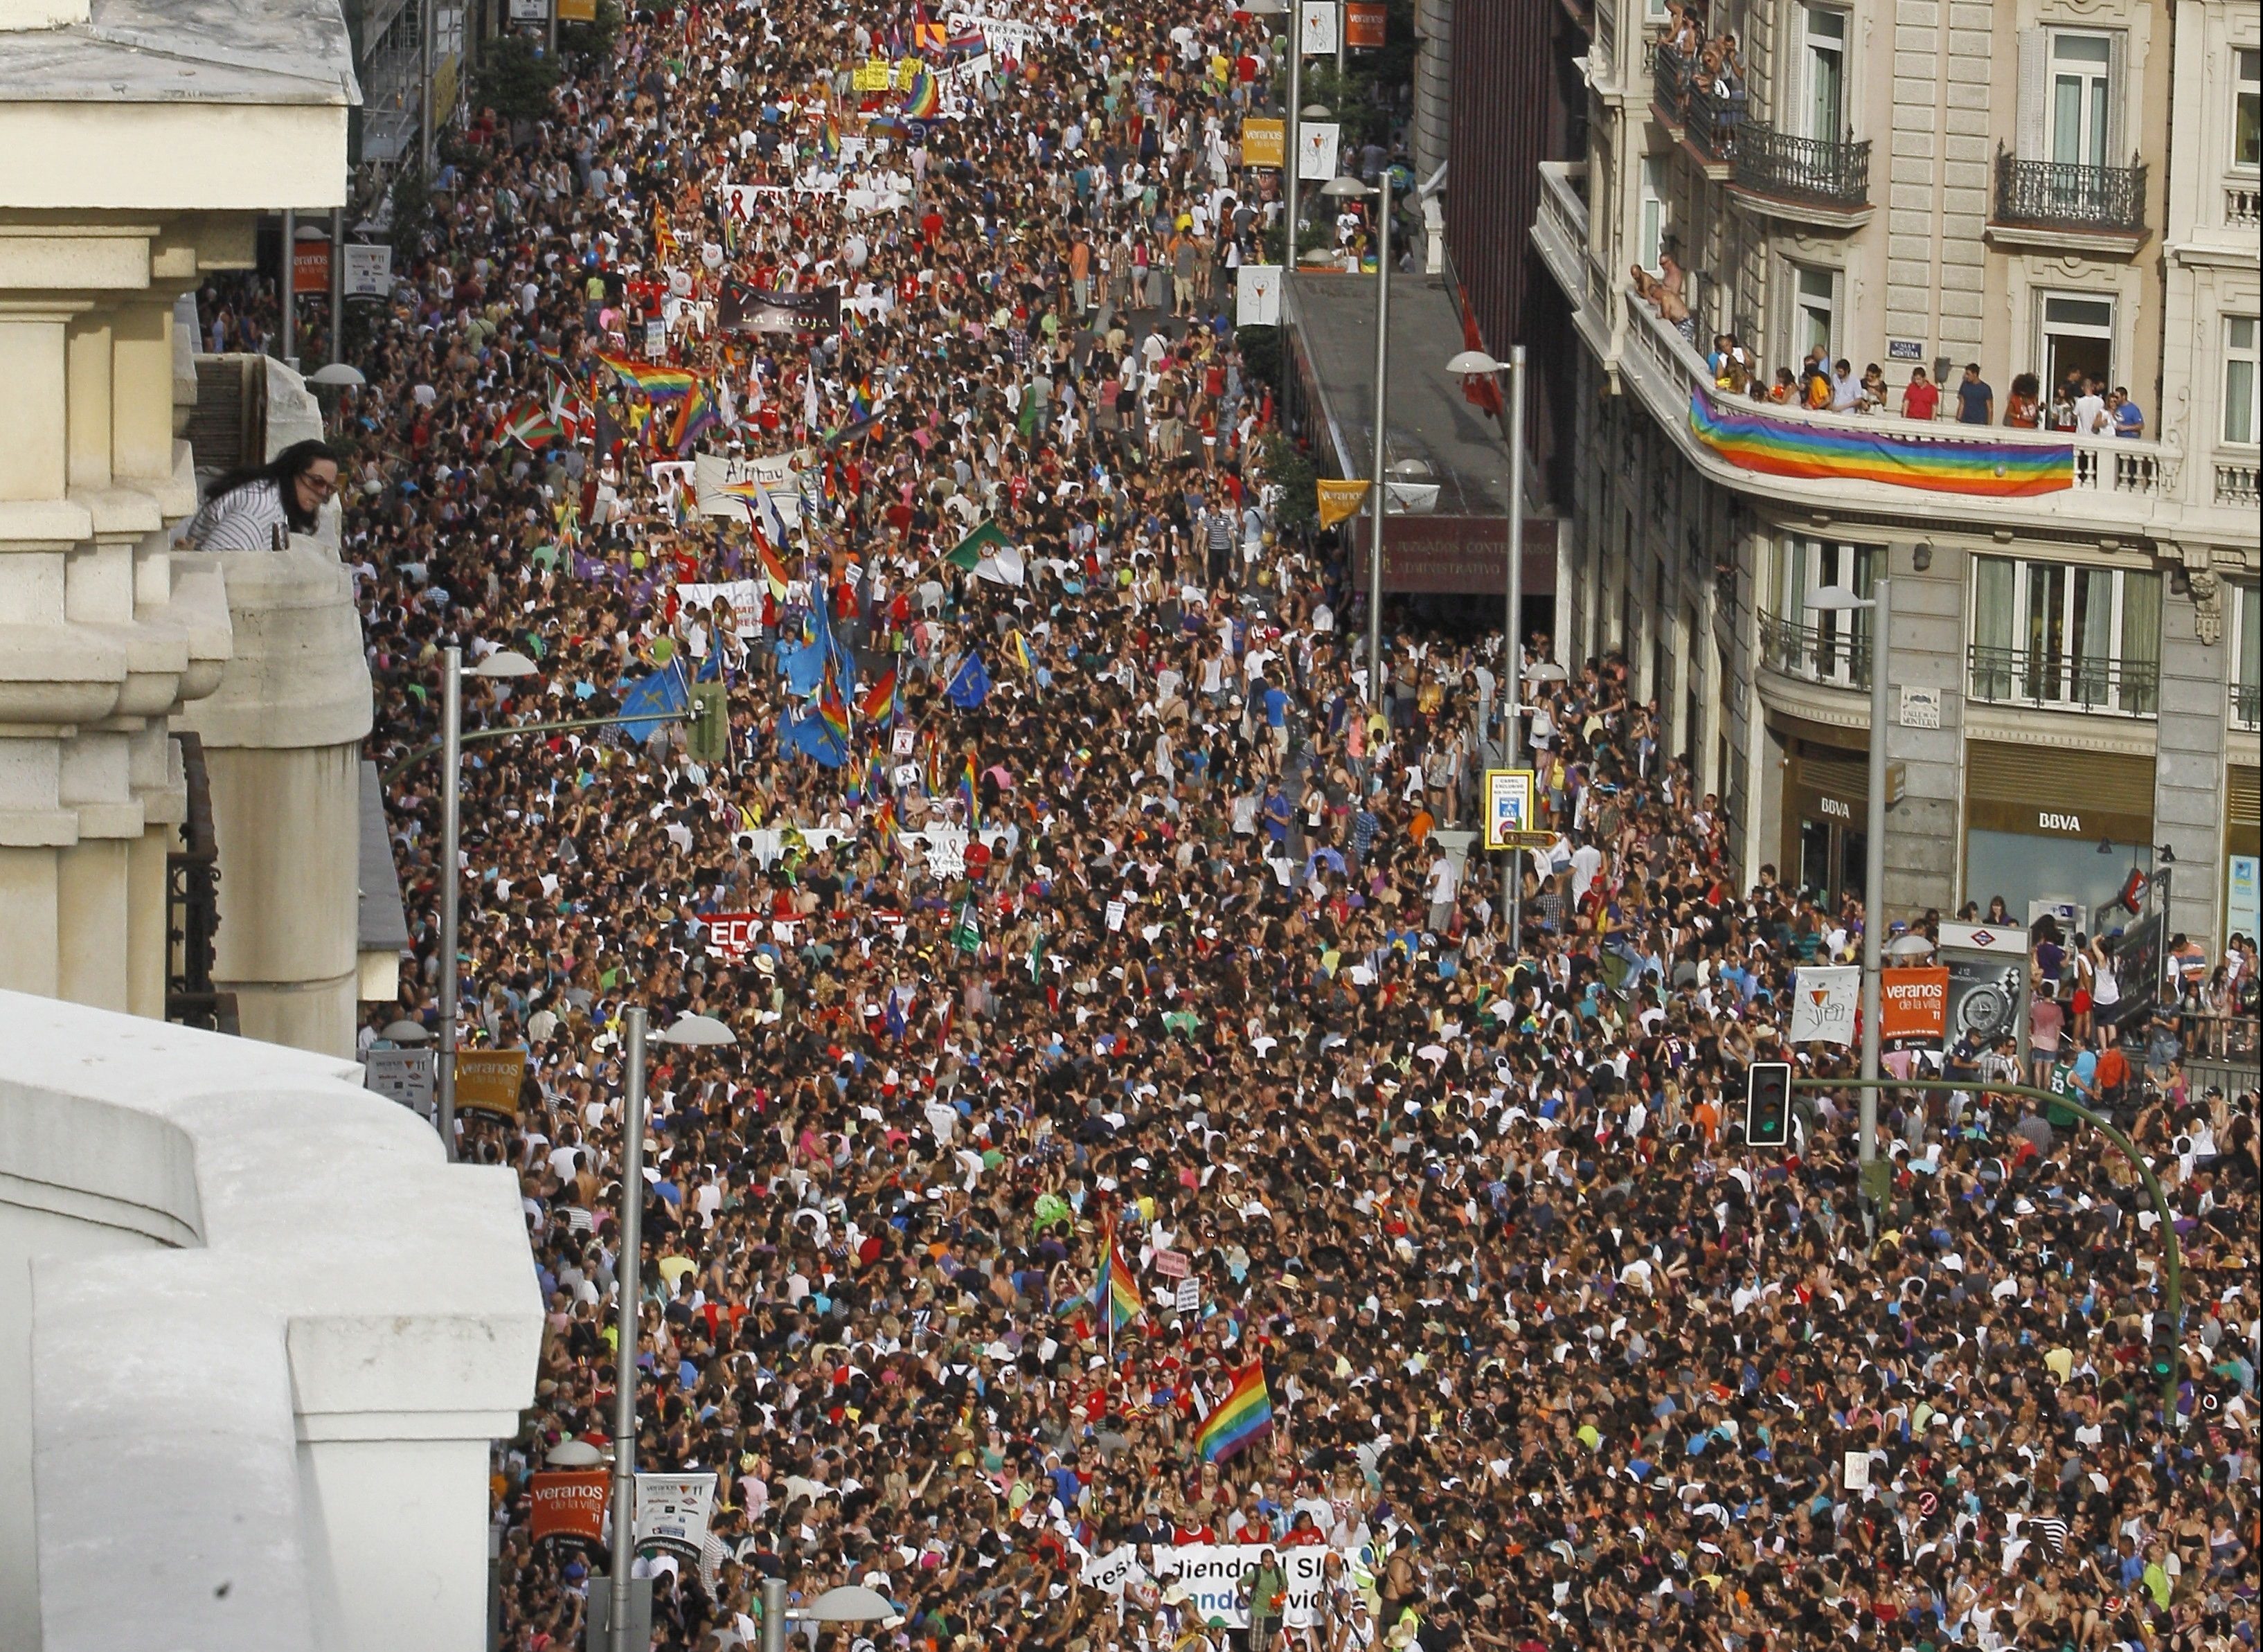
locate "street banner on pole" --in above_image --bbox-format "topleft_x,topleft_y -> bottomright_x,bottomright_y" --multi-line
364,1048 -> 435,1120
1788,966 -> 1861,1045
451,1049 -> 528,1117
529,1470 -> 610,1556
1235,264 -> 1282,326
1298,0 -> 1336,54
1240,118 -> 1284,169
1315,478 -> 1368,528
634,1473 -> 717,1563
1881,967 -> 1949,1048
1297,121 -> 1339,182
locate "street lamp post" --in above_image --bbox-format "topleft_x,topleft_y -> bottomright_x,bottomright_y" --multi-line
1242,0 -> 1294,269
1805,577 -> 1893,1179
1444,344 -> 1535,933
436,645 -> 538,1162
608,1009 -> 736,1652
1323,173 -> 1391,703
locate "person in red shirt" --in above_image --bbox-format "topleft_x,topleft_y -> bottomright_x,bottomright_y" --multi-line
1899,366 -> 1940,421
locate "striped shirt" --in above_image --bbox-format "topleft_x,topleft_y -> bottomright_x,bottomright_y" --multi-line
186,477 -> 292,552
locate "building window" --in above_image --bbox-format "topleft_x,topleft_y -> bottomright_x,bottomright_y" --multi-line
1802,6 -> 1848,141
1969,554 -> 2161,716
2050,31 -> 2114,168
1638,157 -> 1668,273
1791,264 -> 1839,366
1763,537 -> 1877,688
2228,316 -> 2261,446
2236,48 -> 2260,170
2039,293 -> 2116,400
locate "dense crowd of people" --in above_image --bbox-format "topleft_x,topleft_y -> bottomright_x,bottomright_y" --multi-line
208,0 -> 2263,1648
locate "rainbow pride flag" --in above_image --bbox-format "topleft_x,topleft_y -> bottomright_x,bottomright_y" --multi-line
956,751 -> 981,829
1091,1223 -> 1142,1334
1688,391 -> 2072,497
598,355 -> 696,402
900,63 -> 941,119
1195,1362 -> 1273,1463
818,658 -> 852,747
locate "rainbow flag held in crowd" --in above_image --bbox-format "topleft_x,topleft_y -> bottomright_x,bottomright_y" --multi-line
670,383 -> 719,455
598,356 -> 697,402
818,659 -> 853,746
1687,390 -> 2073,497
819,115 -> 841,161
900,62 -> 941,119
1091,1223 -> 1142,1334
956,751 -> 981,827
1194,1363 -> 1273,1463
858,666 -> 897,725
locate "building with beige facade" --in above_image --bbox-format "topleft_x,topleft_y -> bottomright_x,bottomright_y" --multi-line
1528,0 -> 2262,947
0,0 -> 384,1054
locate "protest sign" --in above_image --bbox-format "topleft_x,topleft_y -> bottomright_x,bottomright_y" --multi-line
1152,1248 -> 1189,1280
924,824 -> 969,879
1788,966 -> 1861,1046
633,1473 -> 716,1563
451,1049 -> 527,1117
530,1470 -> 610,1555
675,580 -> 765,635
1132,1544 -> 1332,1628
1174,1276 -> 1202,1316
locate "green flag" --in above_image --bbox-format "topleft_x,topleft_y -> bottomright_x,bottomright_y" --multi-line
953,898 -> 981,954
942,519 -> 1010,571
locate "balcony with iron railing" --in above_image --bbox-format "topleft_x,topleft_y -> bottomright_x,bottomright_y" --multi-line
166,731 -> 238,1036
1967,645 -> 2159,717
1605,280 -> 2188,532
1650,43 -> 1745,170
1990,145 -> 2149,253
1760,611 -> 1870,691
2235,679 -> 2262,732
1730,124 -> 1872,227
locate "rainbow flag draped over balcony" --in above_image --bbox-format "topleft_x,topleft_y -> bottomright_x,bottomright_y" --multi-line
1687,391 -> 2073,497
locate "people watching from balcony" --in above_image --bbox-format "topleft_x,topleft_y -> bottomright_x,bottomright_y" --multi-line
185,438 -> 341,553
1827,357 -> 1863,412
1900,364 -> 1941,420
2004,371 -> 2044,429
1630,262 -> 1694,344
2074,375 -> 2113,437
1857,362 -> 1888,413
2111,386 -> 2146,438
1957,361 -> 1996,424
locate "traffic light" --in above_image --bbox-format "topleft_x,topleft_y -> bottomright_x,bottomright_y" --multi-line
688,680 -> 730,765
2150,1312 -> 2181,1390
1745,1061 -> 1793,1148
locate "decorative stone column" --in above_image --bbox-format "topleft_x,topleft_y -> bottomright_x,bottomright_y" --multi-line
175,528 -> 373,1059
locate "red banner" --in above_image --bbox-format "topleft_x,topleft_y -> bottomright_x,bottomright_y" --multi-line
1880,967 -> 1949,1047
701,912 -> 767,959
530,1470 -> 610,1554
1345,1 -> 1385,46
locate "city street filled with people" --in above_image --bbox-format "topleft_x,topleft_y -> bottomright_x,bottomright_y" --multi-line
261,1 -> 2263,1648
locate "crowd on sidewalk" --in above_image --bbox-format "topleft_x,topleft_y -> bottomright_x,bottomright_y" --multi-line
208,0 -> 2263,1649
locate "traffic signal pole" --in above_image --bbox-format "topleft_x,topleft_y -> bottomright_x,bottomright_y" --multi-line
1787,1075 -> 2185,1408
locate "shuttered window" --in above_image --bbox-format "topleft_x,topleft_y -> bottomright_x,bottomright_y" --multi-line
1965,739 -> 2154,839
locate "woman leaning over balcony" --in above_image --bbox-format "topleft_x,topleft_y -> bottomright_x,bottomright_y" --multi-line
2004,372 -> 2043,429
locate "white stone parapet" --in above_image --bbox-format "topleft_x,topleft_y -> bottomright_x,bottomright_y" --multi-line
0,989 -> 541,1652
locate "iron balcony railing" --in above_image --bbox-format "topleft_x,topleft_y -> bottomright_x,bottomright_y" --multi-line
1650,43 -> 1747,159
166,732 -> 239,1035
1994,147 -> 2147,235
1967,644 -> 2159,717
1760,611 -> 1870,690
2234,680 -> 2262,731
1734,124 -> 1870,208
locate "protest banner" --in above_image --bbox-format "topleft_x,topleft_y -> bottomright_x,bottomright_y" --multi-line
692,451 -> 804,524
1125,1544 -> 1331,1628
675,580 -> 765,636
1788,966 -> 1861,1045
530,1470 -> 610,1556
701,912 -> 768,960
451,1049 -> 528,1117
923,824 -> 969,880
633,1473 -> 716,1563
720,281 -> 843,336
